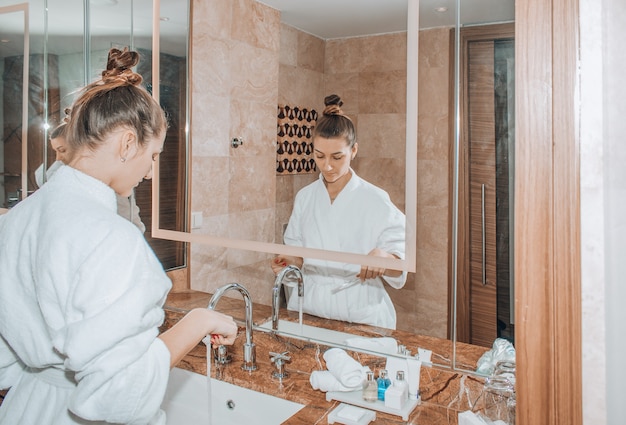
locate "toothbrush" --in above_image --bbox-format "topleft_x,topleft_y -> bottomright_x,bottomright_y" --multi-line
331,279 -> 361,294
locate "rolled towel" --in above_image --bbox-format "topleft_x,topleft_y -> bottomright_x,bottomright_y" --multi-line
344,336 -> 398,355
309,371 -> 355,392
323,348 -> 366,388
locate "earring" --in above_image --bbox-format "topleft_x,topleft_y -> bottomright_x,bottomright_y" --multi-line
121,157 -> 127,163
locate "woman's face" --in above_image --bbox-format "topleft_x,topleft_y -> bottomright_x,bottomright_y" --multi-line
313,136 -> 357,184
114,130 -> 165,198
50,136 -> 68,163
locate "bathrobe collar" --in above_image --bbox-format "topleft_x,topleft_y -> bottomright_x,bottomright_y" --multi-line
50,164 -> 118,214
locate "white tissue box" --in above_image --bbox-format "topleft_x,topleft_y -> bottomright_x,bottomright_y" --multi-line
328,403 -> 376,425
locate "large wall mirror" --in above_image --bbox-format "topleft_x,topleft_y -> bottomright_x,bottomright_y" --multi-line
0,0 -> 188,270
1,0 -> 515,373
150,0 -> 514,372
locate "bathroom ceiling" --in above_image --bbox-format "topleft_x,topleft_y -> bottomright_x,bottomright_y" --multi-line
0,0 -> 514,57
260,0 -> 515,39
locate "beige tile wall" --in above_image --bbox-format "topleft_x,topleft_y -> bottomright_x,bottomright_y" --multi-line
190,0 -> 453,338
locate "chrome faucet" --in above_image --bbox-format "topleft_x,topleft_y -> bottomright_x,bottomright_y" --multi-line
208,283 -> 257,371
272,265 -> 304,331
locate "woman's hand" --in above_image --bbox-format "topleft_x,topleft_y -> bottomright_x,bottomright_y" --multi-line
159,308 -> 238,368
270,255 -> 303,274
356,248 -> 402,280
205,310 -> 238,346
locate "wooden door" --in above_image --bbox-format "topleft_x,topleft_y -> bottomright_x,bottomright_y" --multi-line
467,39 -> 498,347
456,24 -> 515,347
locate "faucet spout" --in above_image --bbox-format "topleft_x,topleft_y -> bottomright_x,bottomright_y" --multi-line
208,283 -> 257,371
272,265 -> 304,331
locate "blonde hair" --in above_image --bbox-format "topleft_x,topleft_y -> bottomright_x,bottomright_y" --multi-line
65,47 -> 167,157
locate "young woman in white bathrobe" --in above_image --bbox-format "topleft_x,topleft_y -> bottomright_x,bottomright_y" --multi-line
0,48 -> 237,424
271,94 -> 407,330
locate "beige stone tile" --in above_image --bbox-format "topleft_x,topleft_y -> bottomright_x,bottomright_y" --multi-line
418,114 -> 451,160
360,32 -> 407,73
417,204 -> 449,253
231,0 -> 280,52
418,67 -> 450,116
190,93 -> 231,157
324,38 -> 362,74
275,174 -> 295,204
226,207 -> 275,247
193,0 -> 232,39
229,98 -> 276,157
279,24 -> 298,67
278,64 -> 324,108
419,27 -> 453,69
354,157 -> 406,212
191,156 -> 229,216
297,31 -> 325,73
417,159 -> 449,208
229,40 -> 279,104
357,113 -> 406,159
359,70 -> 407,114
192,36 -> 232,98
274,200 -> 293,243
229,155 -> 276,212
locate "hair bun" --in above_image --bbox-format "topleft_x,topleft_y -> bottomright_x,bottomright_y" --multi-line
101,47 -> 143,86
323,94 -> 344,116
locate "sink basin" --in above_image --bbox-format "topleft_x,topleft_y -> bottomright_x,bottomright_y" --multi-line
257,319 -> 356,347
161,367 -> 304,424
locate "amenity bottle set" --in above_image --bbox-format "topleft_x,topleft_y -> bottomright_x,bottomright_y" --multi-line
362,369 -> 409,409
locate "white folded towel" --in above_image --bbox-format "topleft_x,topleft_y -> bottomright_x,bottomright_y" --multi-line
323,348 -> 366,388
344,336 -> 398,355
309,371 -> 355,392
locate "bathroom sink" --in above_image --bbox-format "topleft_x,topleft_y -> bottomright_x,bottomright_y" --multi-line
257,319 -> 357,347
161,367 -> 304,424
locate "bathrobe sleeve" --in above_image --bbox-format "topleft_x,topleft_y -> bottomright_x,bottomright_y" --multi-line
48,224 -> 171,424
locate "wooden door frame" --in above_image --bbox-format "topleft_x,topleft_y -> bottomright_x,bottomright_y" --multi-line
515,0 -> 581,424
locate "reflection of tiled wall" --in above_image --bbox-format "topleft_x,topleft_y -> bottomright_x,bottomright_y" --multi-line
411,27 -> 453,338
189,0 -> 280,303
275,23 -> 325,246
190,0 -> 453,336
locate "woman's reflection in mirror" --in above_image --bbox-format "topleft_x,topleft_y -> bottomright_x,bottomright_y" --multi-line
271,94 -> 407,329
37,118 -> 146,232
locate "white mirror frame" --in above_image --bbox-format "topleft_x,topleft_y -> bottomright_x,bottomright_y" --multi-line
151,0 -> 419,273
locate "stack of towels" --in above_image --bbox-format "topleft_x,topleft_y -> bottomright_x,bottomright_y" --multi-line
310,348 -> 370,392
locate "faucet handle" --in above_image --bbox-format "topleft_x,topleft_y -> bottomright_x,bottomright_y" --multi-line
269,351 -> 291,380
269,351 -> 291,362
214,344 -> 232,365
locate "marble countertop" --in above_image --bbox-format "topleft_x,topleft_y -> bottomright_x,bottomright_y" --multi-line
163,291 -> 491,425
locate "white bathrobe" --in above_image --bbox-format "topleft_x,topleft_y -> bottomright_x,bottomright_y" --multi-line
0,165 -> 172,424
284,171 -> 406,329
37,160 -> 146,233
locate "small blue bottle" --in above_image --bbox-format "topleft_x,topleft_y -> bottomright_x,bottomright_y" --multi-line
377,369 -> 392,401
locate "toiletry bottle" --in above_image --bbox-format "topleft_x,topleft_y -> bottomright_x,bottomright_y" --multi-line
377,369 -> 392,401
362,370 -> 378,402
384,371 -> 409,410
394,371 -> 409,401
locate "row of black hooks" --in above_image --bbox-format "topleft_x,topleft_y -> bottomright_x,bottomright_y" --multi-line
277,140 -> 313,156
277,122 -> 313,139
278,105 -> 318,122
276,158 -> 317,173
